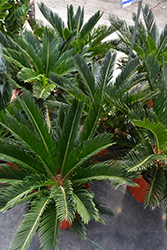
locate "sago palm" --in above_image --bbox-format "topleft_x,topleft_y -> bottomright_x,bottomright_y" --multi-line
36,2 -> 114,61
109,4 -> 167,65
50,49 -> 152,152
122,57 -> 167,219
0,27 -> 83,100
0,91 -> 135,250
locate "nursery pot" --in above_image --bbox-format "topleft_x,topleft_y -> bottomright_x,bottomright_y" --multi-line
128,175 -> 148,204
60,219 -> 72,230
60,183 -> 90,229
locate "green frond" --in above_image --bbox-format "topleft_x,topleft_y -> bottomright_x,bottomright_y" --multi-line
124,140 -> 166,172
17,67 -> 37,82
157,24 -> 167,61
0,73 -> 12,111
58,99 -> 84,174
50,181 -> 75,224
72,161 -> 137,188
147,36 -> 157,56
142,4 -> 158,42
53,48 -> 76,76
144,166 -> 166,209
104,88 -> 131,115
1,49 -> 27,69
81,133 -> 113,160
81,96 -> 101,141
135,19 -> 150,56
0,141 -> 44,174
16,91 -> 56,155
96,50 -> 116,92
37,2 -> 65,38
63,133 -> 114,178
75,6 -> 84,34
1,115 -> 57,178
89,25 -> 114,48
73,54 -> 95,101
80,10 -> 103,38
42,28 -> 60,77
11,34 -> 42,72
0,163 -> 26,182
38,202 -> 60,250
0,173 -> 47,212
9,196 -> 51,250
132,118 -> 167,152
50,73 -> 90,108
115,57 -> 140,90
152,62 -> 167,126
72,217 -> 87,240
0,31 -> 14,49
143,55 -> 160,91
67,5 -> 76,31
93,194 -> 115,224
23,30 -> 42,58
2,47 -> 30,68
73,187 -> 99,223
108,14 -> 132,50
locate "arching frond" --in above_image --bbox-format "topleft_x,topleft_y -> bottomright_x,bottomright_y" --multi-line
81,95 -> 102,141
144,166 -> 166,209
96,50 -> 116,92
72,217 -> 87,240
74,6 -> 84,34
58,99 -> 84,174
123,139 -> 166,173
16,92 -> 56,155
42,28 -> 60,77
115,57 -> 140,90
153,62 -> 167,126
63,133 -> 114,178
93,194 -> 115,224
132,118 -> 167,152
0,141 -> 45,174
38,202 -> 60,250
73,54 -> 95,101
73,187 -> 99,223
79,10 -> 103,38
50,181 -> 75,224
72,161 -> 137,188
157,24 -> 167,61
0,173 -> 47,212
0,163 -> 26,183
9,196 -> 51,250
37,2 -> 65,38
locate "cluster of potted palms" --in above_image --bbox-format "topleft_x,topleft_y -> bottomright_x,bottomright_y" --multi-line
0,1 -> 167,249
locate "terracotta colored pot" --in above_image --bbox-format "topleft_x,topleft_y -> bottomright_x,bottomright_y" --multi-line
60,219 -> 72,230
12,89 -> 21,99
128,176 -> 148,204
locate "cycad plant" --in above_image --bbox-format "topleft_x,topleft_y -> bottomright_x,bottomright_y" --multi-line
50,49 -> 153,153
122,57 -> 167,216
109,4 -> 167,66
35,2 -> 113,61
0,91 -> 135,250
0,27 -> 81,100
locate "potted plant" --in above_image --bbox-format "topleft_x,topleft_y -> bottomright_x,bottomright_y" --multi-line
0,91 -> 135,250
122,57 -> 167,214
51,48 -> 152,158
